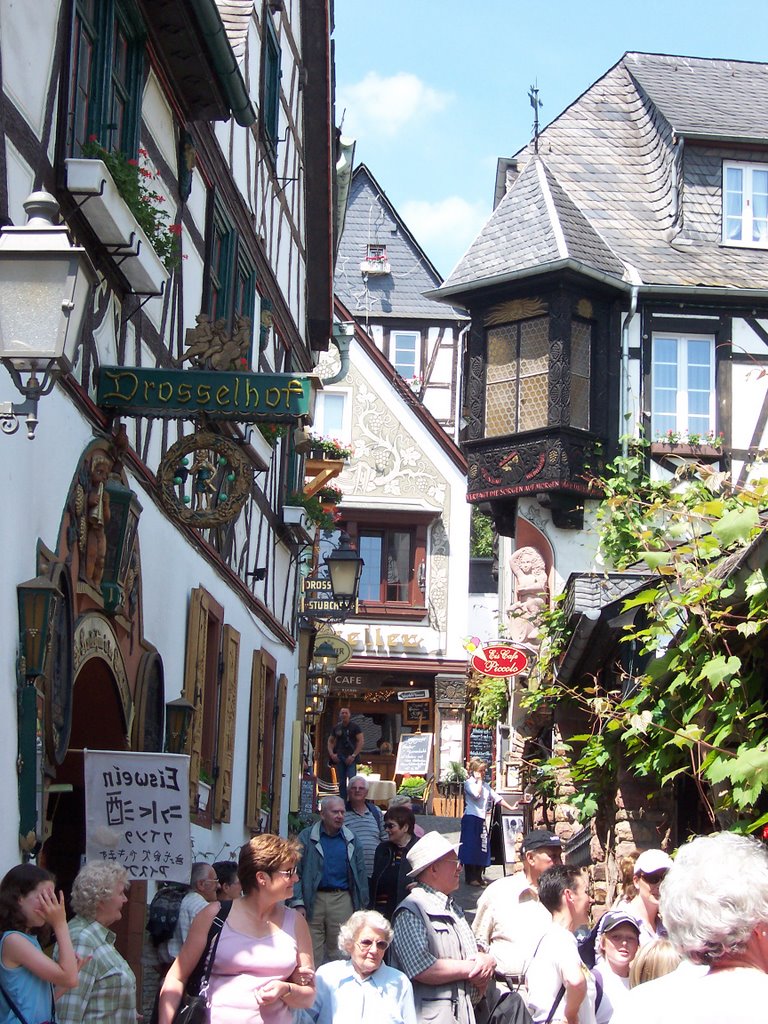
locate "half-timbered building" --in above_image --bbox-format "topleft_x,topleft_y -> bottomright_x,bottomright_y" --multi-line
433,52 -> 768,877
0,0 -> 336,978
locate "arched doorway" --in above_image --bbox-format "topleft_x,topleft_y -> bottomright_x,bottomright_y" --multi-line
41,652 -> 140,960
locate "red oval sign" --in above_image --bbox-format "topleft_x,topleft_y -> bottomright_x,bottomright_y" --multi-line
471,642 -> 529,677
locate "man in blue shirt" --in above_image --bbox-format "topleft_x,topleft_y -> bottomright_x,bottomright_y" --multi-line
293,796 -> 368,966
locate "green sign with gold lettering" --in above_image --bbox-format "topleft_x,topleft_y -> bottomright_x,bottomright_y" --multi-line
97,367 -> 315,422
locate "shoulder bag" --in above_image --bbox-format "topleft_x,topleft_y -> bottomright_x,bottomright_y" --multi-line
171,901 -> 232,1024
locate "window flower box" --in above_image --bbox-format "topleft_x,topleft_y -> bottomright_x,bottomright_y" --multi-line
65,158 -> 169,296
650,442 -> 722,463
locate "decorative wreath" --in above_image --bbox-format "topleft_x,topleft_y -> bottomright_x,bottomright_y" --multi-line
157,430 -> 252,527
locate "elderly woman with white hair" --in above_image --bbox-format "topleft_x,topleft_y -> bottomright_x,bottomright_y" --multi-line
612,832 -> 768,1024
55,862 -> 136,1024
306,910 -> 416,1024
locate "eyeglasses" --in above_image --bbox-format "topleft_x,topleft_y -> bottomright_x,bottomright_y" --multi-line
357,938 -> 389,951
383,822 -> 399,830
640,870 -> 668,885
275,868 -> 298,879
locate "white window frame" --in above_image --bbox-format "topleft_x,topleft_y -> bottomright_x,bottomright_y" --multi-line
390,330 -> 421,381
313,388 -> 352,444
651,333 -> 715,439
722,161 -> 768,248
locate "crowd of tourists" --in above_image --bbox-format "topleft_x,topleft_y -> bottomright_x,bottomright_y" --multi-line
1,781 -> 768,1024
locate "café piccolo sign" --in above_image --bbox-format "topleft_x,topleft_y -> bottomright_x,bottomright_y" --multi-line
97,367 -> 314,422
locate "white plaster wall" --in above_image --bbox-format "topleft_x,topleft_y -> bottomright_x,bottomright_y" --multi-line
0,0 -> 58,139
732,317 -> 768,357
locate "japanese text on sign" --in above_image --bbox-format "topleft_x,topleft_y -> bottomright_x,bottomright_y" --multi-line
84,750 -> 191,882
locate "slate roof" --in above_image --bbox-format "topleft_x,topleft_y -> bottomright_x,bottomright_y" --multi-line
438,52 -> 768,300
335,165 -> 468,321
439,156 -> 627,292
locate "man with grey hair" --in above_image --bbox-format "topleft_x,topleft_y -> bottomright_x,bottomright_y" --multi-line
160,861 -> 219,963
293,795 -> 368,967
613,832 -> 768,1024
344,774 -> 385,880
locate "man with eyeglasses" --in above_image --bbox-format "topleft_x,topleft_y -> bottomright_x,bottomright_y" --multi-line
344,775 -> 385,882
391,832 -> 495,1024
292,796 -> 368,967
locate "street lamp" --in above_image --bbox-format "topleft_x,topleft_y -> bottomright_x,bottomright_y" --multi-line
165,695 -> 195,754
17,575 -> 60,678
0,192 -> 96,439
324,532 -> 364,612
309,639 -> 339,679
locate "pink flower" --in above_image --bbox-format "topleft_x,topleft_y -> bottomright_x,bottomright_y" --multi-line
127,158 -> 138,166
168,223 -> 183,235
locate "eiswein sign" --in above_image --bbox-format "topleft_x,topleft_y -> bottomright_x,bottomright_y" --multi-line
470,641 -> 529,677
97,367 -> 314,422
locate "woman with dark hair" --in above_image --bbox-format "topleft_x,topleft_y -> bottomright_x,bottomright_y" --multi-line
369,806 -> 418,920
0,864 -> 79,1024
211,862 -> 241,901
159,834 -> 315,1024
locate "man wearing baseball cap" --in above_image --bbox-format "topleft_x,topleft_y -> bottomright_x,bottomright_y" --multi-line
473,829 -> 562,987
391,832 -> 496,1024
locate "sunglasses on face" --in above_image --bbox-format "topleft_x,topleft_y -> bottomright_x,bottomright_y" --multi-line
640,870 -> 668,885
357,939 -> 389,951
383,822 -> 399,830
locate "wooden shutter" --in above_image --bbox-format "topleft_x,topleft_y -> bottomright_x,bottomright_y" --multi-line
271,674 -> 289,827
245,650 -> 267,829
214,625 -> 240,822
183,588 -> 209,807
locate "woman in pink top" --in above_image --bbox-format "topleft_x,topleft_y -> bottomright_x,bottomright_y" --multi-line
159,836 -> 315,1024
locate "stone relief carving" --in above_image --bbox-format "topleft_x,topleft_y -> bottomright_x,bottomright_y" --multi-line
507,545 -> 548,647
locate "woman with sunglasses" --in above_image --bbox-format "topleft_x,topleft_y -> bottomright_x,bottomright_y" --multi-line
159,835 -> 314,1024
307,910 -> 416,1024
368,807 -> 418,921
621,850 -> 673,945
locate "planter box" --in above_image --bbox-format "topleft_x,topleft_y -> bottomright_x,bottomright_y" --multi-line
197,780 -> 211,812
65,158 -> 170,296
650,442 -> 722,462
282,505 -> 313,544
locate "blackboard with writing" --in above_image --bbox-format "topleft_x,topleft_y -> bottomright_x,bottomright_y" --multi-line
403,699 -> 432,726
468,725 -> 493,766
300,778 -> 315,820
395,732 -> 434,776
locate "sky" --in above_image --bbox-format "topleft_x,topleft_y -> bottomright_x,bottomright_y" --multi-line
333,0 -> 768,278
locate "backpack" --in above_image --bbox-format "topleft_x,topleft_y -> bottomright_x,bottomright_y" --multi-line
146,883 -> 186,946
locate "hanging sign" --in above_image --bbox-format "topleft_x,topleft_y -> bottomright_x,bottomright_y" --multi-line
97,367 -> 314,422
470,641 -> 529,676
84,750 -> 191,882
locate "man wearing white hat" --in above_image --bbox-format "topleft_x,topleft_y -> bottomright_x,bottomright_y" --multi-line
390,832 -> 496,1024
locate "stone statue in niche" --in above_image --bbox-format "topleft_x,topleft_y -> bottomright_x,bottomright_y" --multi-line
507,545 -> 548,646
84,452 -> 112,587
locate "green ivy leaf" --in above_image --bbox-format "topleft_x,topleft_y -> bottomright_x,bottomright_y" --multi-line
711,507 -> 760,548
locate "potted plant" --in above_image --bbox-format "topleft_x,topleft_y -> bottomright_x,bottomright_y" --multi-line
287,491 -> 337,529
308,434 -> 353,460
438,761 -> 467,797
316,484 -> 343,510
398,775 -> 428,813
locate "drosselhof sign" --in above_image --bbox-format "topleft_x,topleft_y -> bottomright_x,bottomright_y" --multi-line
97,367 -> 313,421
470,641 -> 529,677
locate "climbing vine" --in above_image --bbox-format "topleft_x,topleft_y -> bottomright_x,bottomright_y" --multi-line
524,440 -> 768,832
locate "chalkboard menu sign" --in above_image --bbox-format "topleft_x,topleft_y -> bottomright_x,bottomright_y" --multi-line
468,725 -> 493,766
403,698 -> 432,727
395,733 -> 434,776
300,778 -> 315,820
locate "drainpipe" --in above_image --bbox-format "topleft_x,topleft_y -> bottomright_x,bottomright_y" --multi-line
322,322 -> 355,385
621,285 -> 639,456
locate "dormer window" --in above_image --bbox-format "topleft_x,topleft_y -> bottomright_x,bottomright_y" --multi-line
360,244 -> 391,275
723,161 -> 768,248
